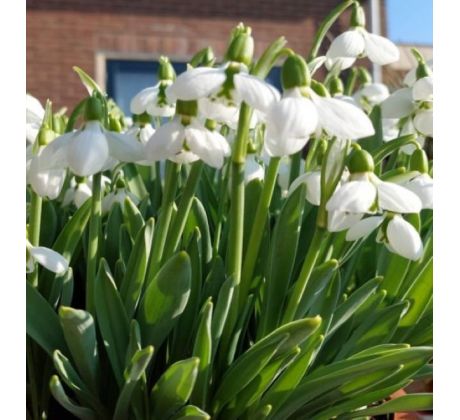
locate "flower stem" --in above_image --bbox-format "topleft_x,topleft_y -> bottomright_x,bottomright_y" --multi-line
282,227 -> 326,323
162,161 -> 203,261
307,0 -> 356,61
146,161 -> 180,281
239,157 -> 280,307
86,172 -> 102,315
28,190 -> 42,287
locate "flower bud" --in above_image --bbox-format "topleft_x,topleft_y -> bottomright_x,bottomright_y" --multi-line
190,47 -> 216,68
281,54 -> 311,90
350,2 -> 366,28
310,80 -> 330,97
52,114 -> 66,135
84,96 -> 104,122
176,100 -> 198,118
225,24 -> 254,66
109,115 -> 123,132
37,126 -> 56,147
329,76 -> 344,96
411,48 -> 432,80
158,56 -> 176,81
348,148 -> 375,173
409,148 -> 429,174
357,67 -> 372,84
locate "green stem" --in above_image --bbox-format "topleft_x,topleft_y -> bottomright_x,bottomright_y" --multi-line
163,161 -> 203,260
282,227 -> 326,323
289,152 -> 302,185
212,161 -> 231,257
146,161 -> 180,281
86,172 -> 102,315
304,137 -> 320,172
307,0 -> 356,61
239,157 -> 281,307
28,191 -> 43,287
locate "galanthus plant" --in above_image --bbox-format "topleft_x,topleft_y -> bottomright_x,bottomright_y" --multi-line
26,2 -> 433,419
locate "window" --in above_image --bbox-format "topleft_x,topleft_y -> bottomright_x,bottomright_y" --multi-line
106,59 -> 282,115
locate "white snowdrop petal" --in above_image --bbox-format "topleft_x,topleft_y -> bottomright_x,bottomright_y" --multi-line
146,102 -> 176,118
234,73 -> 280,113
106,131 -> 144,162
145,120 -> 184,161
404,174 -> 433,209
166,67 -> 226,101
67,123 -> 109,176
326,30 -> 365,59
313,95 -> 375,140
412,76 -> 433,102
326,181 -> 377,213
403,59 -> 433,87
130,86 -> 160,114
198,97 -> 239,126
139,124 -> 155,145
328,211 -> 364,232
325,56 -> 357,71
386,216 -> 423,260
186,125 -> 230,168
354,83 -> 389,105
38,131 -> 75,171
363,32 -> 400,65
413,109 -> 433,137
377,181 -> 422,213
346,216 -> 384,241
288,172 -> 321,206
26,94 -> 45,125
245,155 -> 265,183
30,246 -> 69,274
381,88 -> 416,119
74,184 -> 92,208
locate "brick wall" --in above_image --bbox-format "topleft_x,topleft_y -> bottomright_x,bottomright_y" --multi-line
26,0 -> 370,109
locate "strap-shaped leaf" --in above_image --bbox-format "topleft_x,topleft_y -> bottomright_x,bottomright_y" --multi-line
59,306 -> 100,392
95,259 -> 130,387
169,405 -> 210,419
104,202 -> 123,267
26,282 -> 68,356
151,357 -> 200,420
123,196 -> 145,240
73,66 -> 104,95
137,251 -> 191,349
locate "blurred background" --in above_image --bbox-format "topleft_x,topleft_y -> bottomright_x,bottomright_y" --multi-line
26,0 -> 432,114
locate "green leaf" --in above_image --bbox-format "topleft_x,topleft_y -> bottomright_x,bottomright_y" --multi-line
73,66 -> 104,95
137,251 -> 191,349
104,202 -> 123,267
40,199 -> 58,247
372,134 -> 418,165
123,196 -> 145,240
342,393 -> 433,418
151,357 -> 200,420
113,346 -> 154,420
191,299 -> 213,407
169,405 -> 210,419
259,184 -> 306,337
119,224 -> 133,267
26,282 -> 68,356
59,306 -> 100,392
201,255 -> 226,303
49,375 -> 96,420
119,218 -> 154,318
123,163 -> 149,200
94,259 -> 130,387
358,105 -> 384,153
187,198 -> 212,264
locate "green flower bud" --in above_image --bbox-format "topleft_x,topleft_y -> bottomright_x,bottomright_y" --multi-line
52,114 -> 66,135
225,24 -> 254,66
310,80 -> 330,97
281,54 -> 311,90
411,48 -> 432,79
409,148 -> 429,173
357,67 -> 372,84
348,148 -> 375,173
176,99 -> 198,118
205,119 -> 217,131
190,47 -> 216,68
350,2 -> 366,27
109,115 -> 122,132
115,177 -> 126,189
158,56 -> 176,81
329,76 -> 344,96
37,126 -> 56,147
316,138 -> 329,166
84,96 -> 104,122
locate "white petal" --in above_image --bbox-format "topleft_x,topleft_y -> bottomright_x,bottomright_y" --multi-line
328,211 -> 364,232
276,157 -> 292,194
145,120 -> 184,161
413,109 -> 433,137
169,150 -> 200,164
74,183 -> 92,208
363,32 -> 400,65
106,131 -> 144,162
403,59 -> 433,87
38,131 -> 75,171
381,88 -> 416,119
312,94 -> 375,140
30,246 -> 69,274
146,102 -> 176,118
308,56 -> 326,75
325,56 -> 357,71
67,122 -> 109,176
198,97 -> 239,125
354,83 -> 389,105
404,174 -> 433,209
139,124 -> 155,145
26,123 -> 40,144
386,216 -> 423,260
130,86 -> 159,114
166,67 -> 226,101
382,118 -> 399,142
26,94 -> 45,125
245,155 -> 265,184
288,171 -> 321,206
377,181 -> 422,213
186,124 -> 230,168
326,30 -> 365,59
346,216 -> 384,241
326,181 -> 377,213
233,73 -> 280,114
412,76 -> 433,102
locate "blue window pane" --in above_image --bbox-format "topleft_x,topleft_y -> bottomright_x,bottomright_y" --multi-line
106,59 -> 281,115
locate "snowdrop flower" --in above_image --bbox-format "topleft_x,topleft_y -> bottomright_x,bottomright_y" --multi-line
402,149 -> 433,209
354,83 -> 389,109
130,57 -> 176,117
126,113 -> 156,145
264,54 -> 374,159
288,171 -> 321,205
326,148 -> 422,215
26,241 -> 69,274
345,214 -> 423,261
144,100 -> 230,168
166,24 -> 280,125
39,96 -> 144,177
62,175 -> 110,208
102,178 -> 139,214
244,154 -> 265,184
326,3 -> 399,70
26,94 -> 45,144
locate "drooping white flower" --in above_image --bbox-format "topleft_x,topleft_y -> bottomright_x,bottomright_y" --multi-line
288,171 -> 321,206
353,83 -> 390,108
26,241 -> 69,274
144,117 -> 230,168
26,94 -> 45,144
62,175 -> 110,208
403,173 -> 433,210
130,82 -> 176,117
126,122 -> 155,145
102,187 -> 139,214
